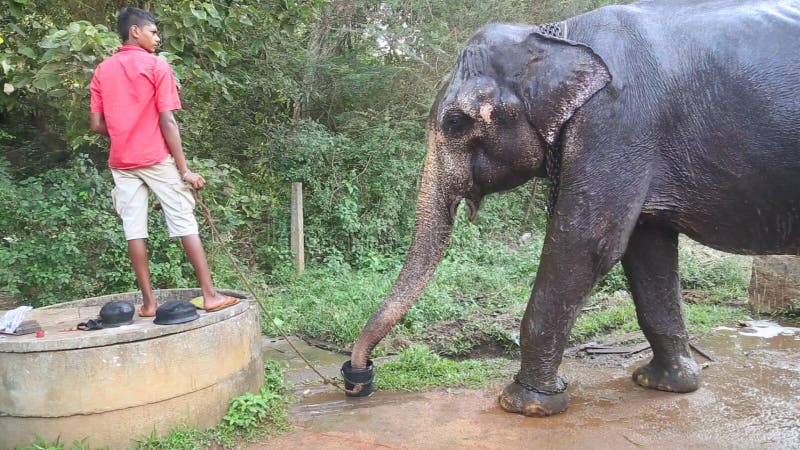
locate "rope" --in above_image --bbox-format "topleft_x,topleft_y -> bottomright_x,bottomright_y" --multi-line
192,190 -> 364,395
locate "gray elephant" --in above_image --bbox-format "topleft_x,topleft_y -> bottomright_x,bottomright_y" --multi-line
346,0 -> 800,416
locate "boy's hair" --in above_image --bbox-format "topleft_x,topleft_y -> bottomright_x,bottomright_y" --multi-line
117,7 -> 157,41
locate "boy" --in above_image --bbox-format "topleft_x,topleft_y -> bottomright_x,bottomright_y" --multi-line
89,7 -> 238,316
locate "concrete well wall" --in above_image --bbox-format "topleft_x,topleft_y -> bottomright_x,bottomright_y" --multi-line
0,289 -> 263,449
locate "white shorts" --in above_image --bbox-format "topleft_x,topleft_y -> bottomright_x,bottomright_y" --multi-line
110,157 -> 199,240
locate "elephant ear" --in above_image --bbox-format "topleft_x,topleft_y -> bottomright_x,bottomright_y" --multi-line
518,32 -> 611,145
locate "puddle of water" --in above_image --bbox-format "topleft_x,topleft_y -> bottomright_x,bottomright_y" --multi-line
292,390 -> 431,417
715,320 -> 799,339
262,336 -> 347,370
264,326 -> 800,450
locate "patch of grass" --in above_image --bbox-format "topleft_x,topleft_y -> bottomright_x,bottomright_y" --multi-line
375,346 -> 506,391
266,230 -> 755,358
685,304 -> 748,334
679,241 -> 751,302
262,267 -> 396,347
569,301 -> 749,345
15,437 -> 91,450
136,427 -> 205,450
213,360 -> 292,441
265,224 -> 539,350
571,301 -> 639,343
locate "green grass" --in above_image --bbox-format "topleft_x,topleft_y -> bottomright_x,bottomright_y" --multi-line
14,437 -> 91,450
265,232 -> 754,357
685,304 -> 748,332
570,301 -> 749,344
572,301 -> 639,343
136,427 -> 206,450
375,346 -> 507,391
263,222 -> 538,351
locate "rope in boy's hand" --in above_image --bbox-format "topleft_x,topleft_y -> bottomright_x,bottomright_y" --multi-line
182,171 -> 206,190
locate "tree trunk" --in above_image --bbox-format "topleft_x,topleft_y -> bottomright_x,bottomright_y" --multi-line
749,255 -> 800,313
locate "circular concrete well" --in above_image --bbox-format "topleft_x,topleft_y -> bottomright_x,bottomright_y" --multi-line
0,289 -> 263,449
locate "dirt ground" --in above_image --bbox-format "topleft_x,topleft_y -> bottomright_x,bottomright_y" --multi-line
256,321 -> 799,449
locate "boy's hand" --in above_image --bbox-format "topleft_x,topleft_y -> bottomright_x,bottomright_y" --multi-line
182,171 -> 206,190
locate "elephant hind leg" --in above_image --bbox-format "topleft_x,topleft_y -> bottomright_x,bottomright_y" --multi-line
622,224 -> 701,393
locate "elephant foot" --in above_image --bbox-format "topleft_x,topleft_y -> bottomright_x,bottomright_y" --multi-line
498,376 -> 569,417
632,356 -> 701,393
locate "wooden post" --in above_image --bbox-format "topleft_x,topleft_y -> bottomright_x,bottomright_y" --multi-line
291,182 -> 305,273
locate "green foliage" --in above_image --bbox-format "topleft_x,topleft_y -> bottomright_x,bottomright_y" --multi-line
0,155 -> 128,305
679,244 -> 750,302
14,436 -> 91,450
0,7 -> 120,173
570,297 -> 749,344
375,346 -> 505,391
262,266 -> 395,346
264,215 -> 539,349
255,119 -> 424,267
572,301 -> 638,343
684,304 -> 748,334
0,156 -> 254,306
595,263 -> 629,295
136,427 -> 206,450
266,227 -> 752,356
213,359 -> 293,442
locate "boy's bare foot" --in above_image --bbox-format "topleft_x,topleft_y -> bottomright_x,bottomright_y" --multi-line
138,304 -> 158,317
203,293 -> 239,312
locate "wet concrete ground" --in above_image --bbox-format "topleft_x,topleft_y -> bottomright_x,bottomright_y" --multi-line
257,322 -> 800,449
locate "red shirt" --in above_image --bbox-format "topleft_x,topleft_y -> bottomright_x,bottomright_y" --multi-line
90,45 -> 182,169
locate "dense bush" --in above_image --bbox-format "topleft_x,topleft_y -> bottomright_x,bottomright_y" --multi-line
10,0 -> 747,312
0,156 -> 257,306
0,156 -> 130,305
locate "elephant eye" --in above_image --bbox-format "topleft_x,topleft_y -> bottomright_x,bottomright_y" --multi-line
442,111 -> 473,134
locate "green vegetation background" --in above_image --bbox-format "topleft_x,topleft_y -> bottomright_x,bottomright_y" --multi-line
3,1 -> 756,447
1,0 -> 750,349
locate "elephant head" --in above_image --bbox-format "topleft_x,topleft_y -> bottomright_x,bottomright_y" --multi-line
348,23 -> 611,370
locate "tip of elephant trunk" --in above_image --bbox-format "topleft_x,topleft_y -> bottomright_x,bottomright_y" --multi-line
465,198 -> 480,222
449,196 -> 481,222
341,359 -> 375,397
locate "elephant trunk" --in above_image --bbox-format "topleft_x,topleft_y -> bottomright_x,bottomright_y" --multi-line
350,156 -> 454,368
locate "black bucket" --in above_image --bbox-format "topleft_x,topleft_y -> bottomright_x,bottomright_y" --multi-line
341,360 -> 374,397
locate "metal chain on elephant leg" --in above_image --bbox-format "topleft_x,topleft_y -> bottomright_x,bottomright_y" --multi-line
513,374 -> 569,395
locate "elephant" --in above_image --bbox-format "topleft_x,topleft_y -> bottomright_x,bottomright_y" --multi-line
347,0 -> 800,416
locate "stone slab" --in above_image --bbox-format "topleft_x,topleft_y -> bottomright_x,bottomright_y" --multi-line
0,289 -> 249,352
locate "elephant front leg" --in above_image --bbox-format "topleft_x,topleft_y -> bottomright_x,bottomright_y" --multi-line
622,224 -> 701,393
499,235 -> 623,416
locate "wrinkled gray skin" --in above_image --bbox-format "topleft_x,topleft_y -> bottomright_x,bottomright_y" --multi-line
350,0 -> 800,416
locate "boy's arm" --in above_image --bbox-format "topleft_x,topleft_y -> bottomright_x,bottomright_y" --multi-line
158,110 -> 205,189
89,112 -> 109,136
